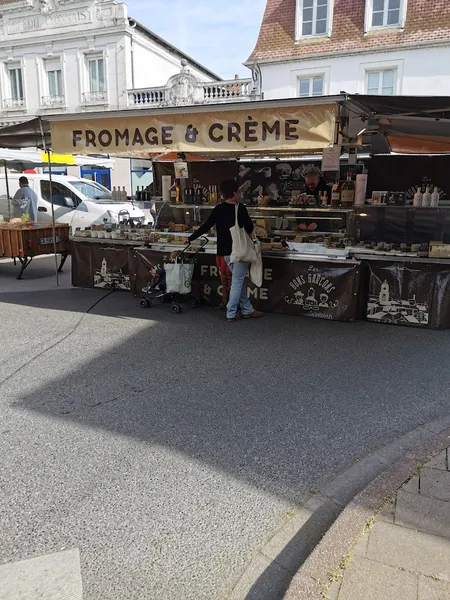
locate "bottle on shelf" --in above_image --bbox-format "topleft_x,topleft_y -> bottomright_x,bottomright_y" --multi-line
112,186 -> 117,201
431,186 -> 440,207
331,178 -> 341,208
422,185 -> 431,207
340,172 -> 356,207
121,186 -> 127,201
320,190 -> 328,207
175,183 -> 180,204
136,186 -> 141,202
170,182 -> 177,204
413,186 -> 423,207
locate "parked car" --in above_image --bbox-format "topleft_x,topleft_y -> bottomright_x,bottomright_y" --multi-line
0,174 -> 150,229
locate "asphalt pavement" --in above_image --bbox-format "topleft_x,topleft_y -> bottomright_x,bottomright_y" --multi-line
1,256 -> 450,599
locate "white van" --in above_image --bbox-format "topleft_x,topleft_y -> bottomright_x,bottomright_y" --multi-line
0,174 -> 149,229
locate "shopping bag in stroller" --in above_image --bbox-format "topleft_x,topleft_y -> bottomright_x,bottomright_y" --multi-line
164,262 -> 195,295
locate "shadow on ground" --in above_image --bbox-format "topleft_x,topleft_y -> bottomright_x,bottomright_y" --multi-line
4,291 -> 450,598
11,292 -> 450,505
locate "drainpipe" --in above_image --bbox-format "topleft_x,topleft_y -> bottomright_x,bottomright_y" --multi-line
129,19 -> 136,90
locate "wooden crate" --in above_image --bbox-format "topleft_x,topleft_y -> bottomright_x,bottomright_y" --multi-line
0,224 -> 70,258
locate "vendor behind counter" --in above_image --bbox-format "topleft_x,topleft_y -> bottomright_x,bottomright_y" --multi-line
297,165 -> 332,232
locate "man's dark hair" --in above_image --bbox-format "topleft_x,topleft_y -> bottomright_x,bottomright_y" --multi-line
219,179 -> 239,200
19,176 -> 29,186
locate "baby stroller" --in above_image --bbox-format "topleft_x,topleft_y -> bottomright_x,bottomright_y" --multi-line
140,237 -> 208,314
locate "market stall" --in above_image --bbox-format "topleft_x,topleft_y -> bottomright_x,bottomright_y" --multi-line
51,96 -> 364,321
0,148 -> 114,281
4,95 -> 450,327
0,222 -> 69,279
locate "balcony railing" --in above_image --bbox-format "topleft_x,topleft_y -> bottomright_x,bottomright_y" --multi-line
41,95 -> 65,107
128,77 -> 258,108
82,91 -> 108,104
131,88 -> 166,107
3,98 -> 25,110
202,79 -> 253,102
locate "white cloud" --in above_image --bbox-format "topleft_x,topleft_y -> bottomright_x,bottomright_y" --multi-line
125,0 -> 267,79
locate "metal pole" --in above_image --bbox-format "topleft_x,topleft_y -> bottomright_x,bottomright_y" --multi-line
47,150 -> 59,287
4,161 -> 11,220
39,117 -> 59,286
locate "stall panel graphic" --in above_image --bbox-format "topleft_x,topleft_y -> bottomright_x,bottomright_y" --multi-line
367,262 -> 435,327
71,242 -> 131,291
132,249 -> 360,322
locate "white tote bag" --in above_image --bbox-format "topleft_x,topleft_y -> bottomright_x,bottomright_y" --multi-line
164,262 -> 194,295
230,203 -> 257,264
249,239 -> 263,287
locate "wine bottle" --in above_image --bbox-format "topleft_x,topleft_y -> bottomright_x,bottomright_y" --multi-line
413,186 -> 423,207
331,178 -> 341,208
431,186 -> 440,207
340,172 -> 355,207
170,182 -> 177,204
422,185 -> 431,207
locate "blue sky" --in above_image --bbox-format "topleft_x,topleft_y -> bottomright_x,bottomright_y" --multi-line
126,0 -> 267,80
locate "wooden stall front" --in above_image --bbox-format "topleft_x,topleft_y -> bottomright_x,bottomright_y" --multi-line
0,223 -> 70,279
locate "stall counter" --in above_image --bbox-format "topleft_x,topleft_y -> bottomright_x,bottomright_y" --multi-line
70,238 -> 361,322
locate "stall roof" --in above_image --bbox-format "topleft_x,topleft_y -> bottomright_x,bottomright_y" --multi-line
345,95 -> 450,154
0,118 -> 51,150
0,148 -> 114,169
346,95 -> 450,119
5,94 -> 450,156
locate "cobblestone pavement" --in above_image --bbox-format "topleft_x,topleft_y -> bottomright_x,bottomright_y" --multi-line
329,449 -> 450,600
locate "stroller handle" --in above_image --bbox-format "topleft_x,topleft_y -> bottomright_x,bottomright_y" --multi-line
177,236 -> 209,260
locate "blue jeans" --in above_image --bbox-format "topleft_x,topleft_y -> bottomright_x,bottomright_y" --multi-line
224,257 -> 254,319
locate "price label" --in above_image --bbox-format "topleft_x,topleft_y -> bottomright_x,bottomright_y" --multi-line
321,145 -> 341,172
38,236 -> 61,246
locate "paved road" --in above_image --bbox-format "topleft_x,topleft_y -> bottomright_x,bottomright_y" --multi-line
1,256 -> 450,599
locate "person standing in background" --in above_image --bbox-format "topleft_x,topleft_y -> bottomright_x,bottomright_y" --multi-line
189,179 -> 263,322
12,176 -> 38,222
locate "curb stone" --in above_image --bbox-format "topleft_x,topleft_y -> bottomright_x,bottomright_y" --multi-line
227,416 -> 450,600
285,424 -> 450,600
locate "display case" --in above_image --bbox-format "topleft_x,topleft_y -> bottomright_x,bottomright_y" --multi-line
351,206 -> 450,258
151,201 -> 354,258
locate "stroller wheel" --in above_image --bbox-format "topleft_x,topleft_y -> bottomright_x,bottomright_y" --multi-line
189,297 -> 199,308
171,303 -> 182,314
140,298 -> 152,308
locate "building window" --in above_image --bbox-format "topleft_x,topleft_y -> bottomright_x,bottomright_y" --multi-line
297,0 -> 331,38
298,75 -> 324,97
9,67 -> 24,101
366,0 -> 405,30
48,68 -> 62,98
42,59 -> 64,106
88,57 -> 105,93
366,69 -> 396,95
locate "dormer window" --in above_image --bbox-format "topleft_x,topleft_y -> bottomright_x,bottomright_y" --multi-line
365,0 -> 407,31
296,0 -> 332,39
